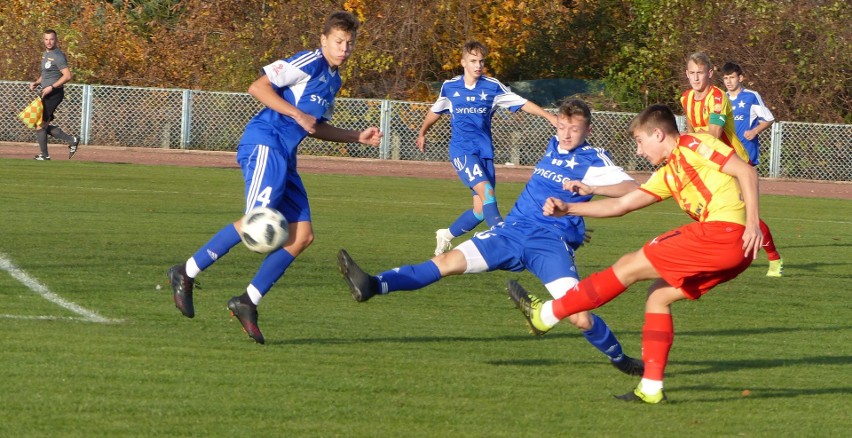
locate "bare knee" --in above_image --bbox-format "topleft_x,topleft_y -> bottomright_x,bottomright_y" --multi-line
565,311 -> 593,331
285,229 -> 314,255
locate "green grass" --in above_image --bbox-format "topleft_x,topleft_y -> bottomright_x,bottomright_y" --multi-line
1,158 -> 850,437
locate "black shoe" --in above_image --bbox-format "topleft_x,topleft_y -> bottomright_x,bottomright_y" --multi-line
611,355 -> 645,376
227,295 -> 265,344
167,264 -> 196,318
34,154 -> 51,161
68,136 -> 80,159
337,249 -> 379,302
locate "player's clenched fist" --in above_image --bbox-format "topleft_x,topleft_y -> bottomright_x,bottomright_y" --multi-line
359,127 -> 383,146
543,197 -> 572,217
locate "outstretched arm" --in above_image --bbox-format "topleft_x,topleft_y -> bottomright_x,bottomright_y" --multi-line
563,179 -> 639,198
312,122 -> 382,146
520,101 -> 557,127
544,188 -> 656,218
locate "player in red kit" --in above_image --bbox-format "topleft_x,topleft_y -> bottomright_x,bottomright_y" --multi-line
507,104 -> 763,403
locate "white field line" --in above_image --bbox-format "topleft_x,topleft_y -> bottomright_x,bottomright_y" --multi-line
0,252 -> 121,324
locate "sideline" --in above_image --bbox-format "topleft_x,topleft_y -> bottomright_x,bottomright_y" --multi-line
0,252 -> 121,324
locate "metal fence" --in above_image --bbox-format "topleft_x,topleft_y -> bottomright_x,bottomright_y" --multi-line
2,81 -> 849,181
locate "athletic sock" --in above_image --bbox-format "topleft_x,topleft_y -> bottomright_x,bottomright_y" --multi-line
482,201 -> 503,227
582,313 -> 625,361
248,247 -> 296,299
759,219 -> 782,260
642,312 -> 674,381
377,260 -> 442,293
449,209 -> 483,237
46,125 -> 73,143
191,223 -> 241,271
551,267 -> 627,320
36,128 -> 49,156
639,378 -> 663,394
482,183 -> 503,227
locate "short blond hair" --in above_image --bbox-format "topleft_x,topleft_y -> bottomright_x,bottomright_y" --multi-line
687,52 -> 712,69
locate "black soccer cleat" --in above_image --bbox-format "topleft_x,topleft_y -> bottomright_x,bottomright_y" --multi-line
337,249 -> 379,302
34,154 -> 51,161
68,135 -> 80,159
167,264 -> 196,318
611,354 -> 645,377
227,295 -> 265,344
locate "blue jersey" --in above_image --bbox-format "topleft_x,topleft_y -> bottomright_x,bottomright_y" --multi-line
727,88 -> 775,165
239,49 -> 342,160
430,75 -> 527,159
506,138 -> 633,248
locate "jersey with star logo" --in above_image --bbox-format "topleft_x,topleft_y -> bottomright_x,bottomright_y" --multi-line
727,88 -> 775,165
506,137 -> 633,248
429,75 -> 527,159
240,49 -> 342,160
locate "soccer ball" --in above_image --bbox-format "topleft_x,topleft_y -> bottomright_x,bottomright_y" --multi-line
239,207 -> 289,253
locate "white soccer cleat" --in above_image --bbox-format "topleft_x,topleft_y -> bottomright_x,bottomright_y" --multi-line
434,228 -> 454,256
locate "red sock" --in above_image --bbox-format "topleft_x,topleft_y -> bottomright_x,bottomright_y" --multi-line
642,313 -> 674,381
552,267 -> 627,320
759,219 -> 781,261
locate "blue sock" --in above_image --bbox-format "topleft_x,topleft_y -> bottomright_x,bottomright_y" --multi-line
192,224 -> 241,271
249,248 -> 296,295
449,209 -> 482,237
582,314 -> 624,361
482,201 -> 503,227
377,260 -> 442,293
482,183 -> 503,227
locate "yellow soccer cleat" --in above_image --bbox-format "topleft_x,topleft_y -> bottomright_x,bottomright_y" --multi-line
507,280 -> 553,336
766,259 -> 784,277
615,383 -> 667,404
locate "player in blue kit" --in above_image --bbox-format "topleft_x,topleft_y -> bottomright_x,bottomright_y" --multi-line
721,62 -> 776,166
417,41 -> 557,256
166,11 -> 382,344
340,100 -> 644,374
722,61 -> 784,277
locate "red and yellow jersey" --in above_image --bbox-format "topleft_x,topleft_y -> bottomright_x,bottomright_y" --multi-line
639,133 -> 746,225
680,86 -> 750,162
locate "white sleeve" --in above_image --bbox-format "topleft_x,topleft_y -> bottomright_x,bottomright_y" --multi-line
430,95 -> 451,113
751,91 -> 775,122
581,165 -> 634,186
263,60 -> 310,89
494,91 -> 528,109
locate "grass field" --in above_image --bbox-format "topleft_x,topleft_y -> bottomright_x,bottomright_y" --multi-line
1,158 -> 850,437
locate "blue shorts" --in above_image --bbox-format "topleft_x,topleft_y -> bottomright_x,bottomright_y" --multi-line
467,221 -> 578,285
451,154 -> 496,192
236,144 -> 311,224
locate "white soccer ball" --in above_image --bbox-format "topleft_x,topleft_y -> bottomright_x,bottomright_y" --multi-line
239,207 -> 289,253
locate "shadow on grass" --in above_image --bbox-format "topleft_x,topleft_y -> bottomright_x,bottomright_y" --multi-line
677,325 -> 852,337
670,355 -> 852,376
671,384 -> 852,402
267,325 -> 852,347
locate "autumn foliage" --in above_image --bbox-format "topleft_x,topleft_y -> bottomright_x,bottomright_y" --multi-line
0,0 -> 848,122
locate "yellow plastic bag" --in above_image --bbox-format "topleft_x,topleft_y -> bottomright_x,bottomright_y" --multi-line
18,97 -> 43,129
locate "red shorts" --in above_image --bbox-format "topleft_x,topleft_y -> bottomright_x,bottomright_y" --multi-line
642,221 -> 753,300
